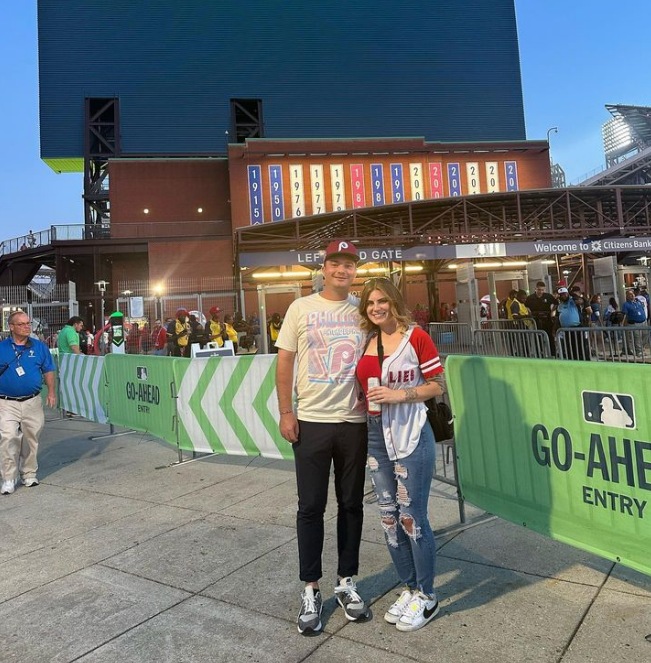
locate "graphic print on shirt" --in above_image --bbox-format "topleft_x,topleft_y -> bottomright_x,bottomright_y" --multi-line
306,310 -> 361,384
388,368 -> 416,385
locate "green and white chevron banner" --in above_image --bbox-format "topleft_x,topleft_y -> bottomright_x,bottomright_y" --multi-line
58,354 -> 108,423
174,355 -> 292,460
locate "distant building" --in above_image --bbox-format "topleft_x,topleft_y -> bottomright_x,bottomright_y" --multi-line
580,104 -> 651,186
551,163 -> 566,188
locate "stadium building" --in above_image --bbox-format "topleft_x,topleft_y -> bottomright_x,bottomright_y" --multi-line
4,1 -> 649,331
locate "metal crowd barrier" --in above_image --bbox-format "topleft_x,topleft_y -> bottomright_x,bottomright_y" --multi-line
555,325 -> 649,363
473,328 -> 552,358
480,319 -> 538,330
428,322 -> 473,356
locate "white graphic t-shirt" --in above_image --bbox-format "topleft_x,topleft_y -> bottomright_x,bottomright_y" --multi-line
275,293 -> 366,423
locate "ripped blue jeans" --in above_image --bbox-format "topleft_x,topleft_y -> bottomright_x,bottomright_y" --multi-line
367,415 -> 436,595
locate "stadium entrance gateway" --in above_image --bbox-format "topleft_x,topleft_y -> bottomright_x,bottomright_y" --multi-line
239,235 -> 651,327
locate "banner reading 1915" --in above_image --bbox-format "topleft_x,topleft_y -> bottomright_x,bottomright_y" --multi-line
446,355 -> 651,577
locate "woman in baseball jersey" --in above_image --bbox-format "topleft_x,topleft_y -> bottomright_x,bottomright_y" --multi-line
356,278 -> 445,633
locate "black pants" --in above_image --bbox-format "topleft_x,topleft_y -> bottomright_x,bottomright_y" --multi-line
293,420 -> 368,583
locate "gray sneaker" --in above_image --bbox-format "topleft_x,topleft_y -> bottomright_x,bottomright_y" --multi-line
297,586 -> 322,635
335,577 -> 368,621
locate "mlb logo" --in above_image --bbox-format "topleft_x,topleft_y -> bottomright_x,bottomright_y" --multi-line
136,366 -> 148,381
582,391 -> 635,429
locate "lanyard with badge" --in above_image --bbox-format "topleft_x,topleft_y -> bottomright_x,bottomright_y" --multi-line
11,342 -> 28,376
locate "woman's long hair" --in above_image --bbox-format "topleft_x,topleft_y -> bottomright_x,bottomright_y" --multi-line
358,277 -> 412,334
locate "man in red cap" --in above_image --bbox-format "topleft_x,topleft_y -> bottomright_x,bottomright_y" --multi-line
206,306 -> 225,348
276,239 -> 368,634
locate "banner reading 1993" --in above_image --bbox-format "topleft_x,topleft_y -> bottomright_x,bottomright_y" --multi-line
447,355 -> 651,577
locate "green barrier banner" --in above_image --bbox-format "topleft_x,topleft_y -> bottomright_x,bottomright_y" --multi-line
447,355 -> 651,577
174,355 -> 291,459
59,354 -> 108,423
102,354 -> 177,444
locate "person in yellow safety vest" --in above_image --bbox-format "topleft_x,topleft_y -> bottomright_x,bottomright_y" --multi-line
223,313 -> 239,353
510,290 -> 534,329
206,306 -> 225,347
504,289 -> 518,320
268,312 -> 282,353
167,308 -> 190,356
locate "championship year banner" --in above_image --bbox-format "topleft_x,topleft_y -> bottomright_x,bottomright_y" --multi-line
505,160 -> 519,191
409,163 -> 424,201
371,163 -> 385,206
289,164 -> 305,218
268,165 -> 285,221
350,163 -> 366,208
466,162 -> 480,194
428,162 -> 444,198
390,163 -> 404,203
247,165 -> 264,224
446,355 -> 651,577
447,162 -> 461,196
330,164 -> 346,211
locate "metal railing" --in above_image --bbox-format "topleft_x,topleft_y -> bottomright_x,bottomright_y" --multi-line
555,326 -> 649,363
473,328 -> 552,358
0,222 -> 232,258
429,321 -> 651,364
480,319 -> 538,330
428,322 -> 473,356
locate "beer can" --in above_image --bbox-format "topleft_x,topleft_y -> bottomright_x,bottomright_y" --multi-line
367,377 -> 381,415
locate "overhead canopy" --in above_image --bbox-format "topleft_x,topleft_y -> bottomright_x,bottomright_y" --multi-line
236,185 -> 651,267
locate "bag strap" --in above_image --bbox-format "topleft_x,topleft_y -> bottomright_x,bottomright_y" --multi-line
377,329 -> 384,368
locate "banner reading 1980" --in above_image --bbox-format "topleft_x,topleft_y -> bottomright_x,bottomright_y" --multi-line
447,355 -> 651,577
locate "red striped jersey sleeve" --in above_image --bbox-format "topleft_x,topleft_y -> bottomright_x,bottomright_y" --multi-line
409,327 -> 443,378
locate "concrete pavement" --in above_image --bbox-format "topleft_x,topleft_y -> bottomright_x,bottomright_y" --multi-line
0,413 -> 649,662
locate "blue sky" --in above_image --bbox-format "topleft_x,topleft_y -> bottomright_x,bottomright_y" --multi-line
0,1 -> 648,240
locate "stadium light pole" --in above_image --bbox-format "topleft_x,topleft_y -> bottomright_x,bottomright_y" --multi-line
152,283 -> 164,321
546,126 -> 558,153
95,280 -> 109,330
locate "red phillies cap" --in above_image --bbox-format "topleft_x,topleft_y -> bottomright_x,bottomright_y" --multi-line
323,240 -> 359,263
209,306 -> 221,315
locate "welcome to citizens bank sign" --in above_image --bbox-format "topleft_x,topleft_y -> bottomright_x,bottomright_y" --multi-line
239,236 -> 651,267
446,355 -> 650,577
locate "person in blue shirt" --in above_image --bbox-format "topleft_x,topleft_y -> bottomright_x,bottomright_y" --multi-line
0,311 -> 56,495
621,289 -> 647,357
553,287 -> 591,360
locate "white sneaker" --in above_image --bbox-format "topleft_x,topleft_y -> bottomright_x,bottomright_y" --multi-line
395,591 -> 439,632
23,477 -> 39,487
384,588 -> 414,624
1,479 -> 15,495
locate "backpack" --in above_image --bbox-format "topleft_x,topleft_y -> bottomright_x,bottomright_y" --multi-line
425,398 -> 454,441
609,311 -> 625,326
